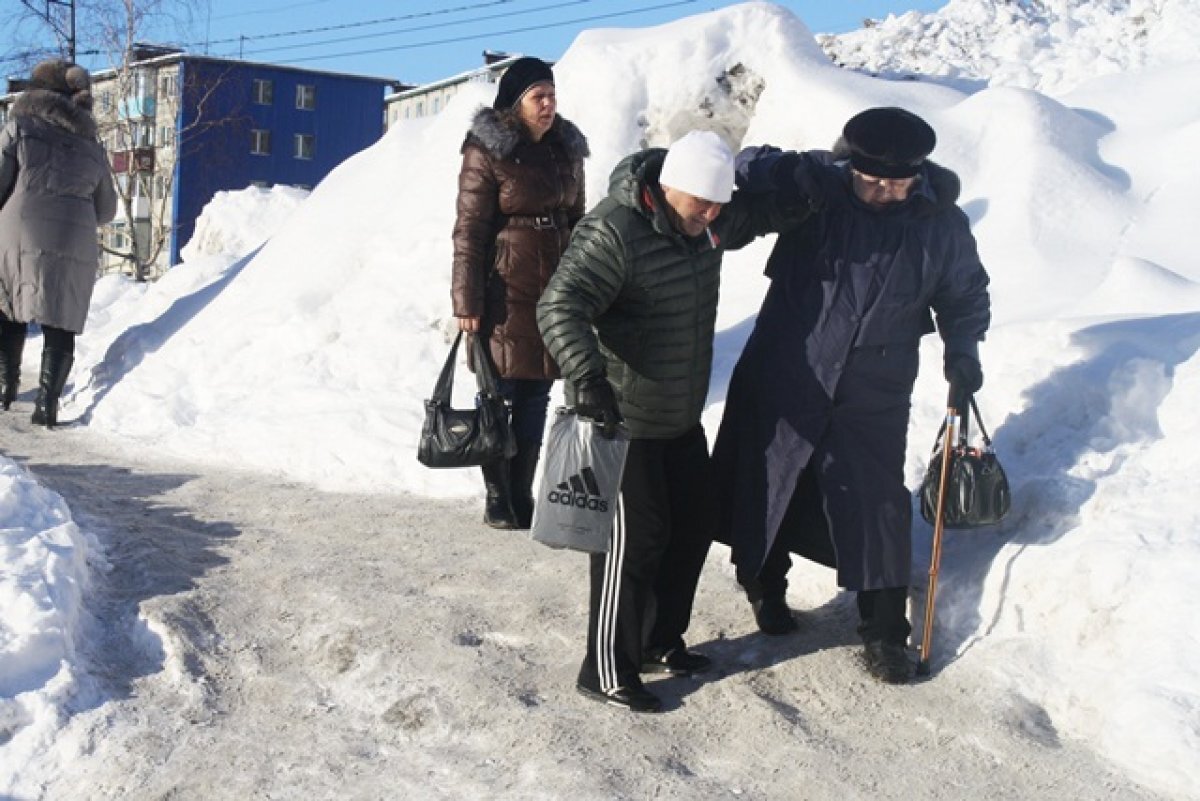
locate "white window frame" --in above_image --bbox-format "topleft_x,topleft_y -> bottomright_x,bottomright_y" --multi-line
253,78 -> 273,105
295,84 -> 316,110
293,133 -> 315,160
251,128 -> 271,156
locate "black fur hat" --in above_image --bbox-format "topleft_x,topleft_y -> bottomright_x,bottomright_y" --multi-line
843,107 -> 936,179
492,57 -> 554,110
30,59 -> 93,109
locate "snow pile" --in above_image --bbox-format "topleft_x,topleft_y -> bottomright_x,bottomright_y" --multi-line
0,1 -> 1194,796
179,184 -> 310,262
0,458 -> 98,796
821,0 -> 1200,96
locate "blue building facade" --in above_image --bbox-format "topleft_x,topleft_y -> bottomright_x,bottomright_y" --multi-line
97,52 -> 393,273
169,58 -> 392,266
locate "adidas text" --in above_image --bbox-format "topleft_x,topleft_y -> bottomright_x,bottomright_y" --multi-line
546,490 -> 609,512
548,467 -> 610,512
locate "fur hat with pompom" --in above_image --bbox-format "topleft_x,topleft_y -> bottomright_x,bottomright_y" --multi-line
30,59 -> 93,109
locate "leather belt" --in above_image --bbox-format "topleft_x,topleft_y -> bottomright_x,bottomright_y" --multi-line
506,213 -> 566,230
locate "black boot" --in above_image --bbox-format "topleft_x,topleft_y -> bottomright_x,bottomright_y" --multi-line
31,348 -> 74,429
752,597 -> 799,636
508,440 -> 541,530
480,458 -> 518,529
0,322 -> 25,410
856,588 -> 913,683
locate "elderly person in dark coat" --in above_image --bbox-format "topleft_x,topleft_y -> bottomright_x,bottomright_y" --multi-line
452,56 -> 589,530
712,107 -> 991,684
0,59 -> 117,428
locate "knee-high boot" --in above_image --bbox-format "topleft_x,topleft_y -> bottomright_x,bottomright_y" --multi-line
480,458 -> 518,529
0,323 -> 25,410
31,348 -> 73,428
509,441 -> 541,530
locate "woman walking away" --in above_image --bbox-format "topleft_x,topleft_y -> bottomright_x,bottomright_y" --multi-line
451,56 -> 589,529
0,59 -> 117,428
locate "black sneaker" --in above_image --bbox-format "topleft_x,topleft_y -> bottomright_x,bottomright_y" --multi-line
641,647 -> 712,676
862,640 -> 913,684
575,682 -> 663,713
752,597 -> 799,636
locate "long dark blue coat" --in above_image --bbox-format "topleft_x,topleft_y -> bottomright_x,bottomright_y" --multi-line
713,149 -> 990,591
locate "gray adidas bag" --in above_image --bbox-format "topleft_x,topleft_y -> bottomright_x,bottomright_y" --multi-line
531,408 -> 629,554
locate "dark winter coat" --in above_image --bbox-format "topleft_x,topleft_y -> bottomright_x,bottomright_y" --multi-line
713,148 -> 991,591
451,107 -> 588,380
0,88 -> 117,333
537,148 -> 816,440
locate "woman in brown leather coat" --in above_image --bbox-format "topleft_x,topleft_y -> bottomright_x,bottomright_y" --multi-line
451,57 -> 589,529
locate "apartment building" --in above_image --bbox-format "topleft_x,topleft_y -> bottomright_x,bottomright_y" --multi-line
87,45 -> 396,277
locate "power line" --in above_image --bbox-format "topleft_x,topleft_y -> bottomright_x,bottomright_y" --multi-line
240,0 -> 592,58
210,0 -> 339,22
196,0 -> 518,48
255,1 -> 699,65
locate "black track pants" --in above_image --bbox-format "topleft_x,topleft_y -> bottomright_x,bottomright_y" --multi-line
578,425 -> 715,692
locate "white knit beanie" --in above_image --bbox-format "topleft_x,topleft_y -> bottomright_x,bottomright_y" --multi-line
658,130 -> 735,203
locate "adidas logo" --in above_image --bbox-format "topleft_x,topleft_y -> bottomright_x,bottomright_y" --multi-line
546,466 -> 610,512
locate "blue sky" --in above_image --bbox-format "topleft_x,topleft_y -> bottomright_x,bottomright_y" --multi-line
155,1 -> 943,84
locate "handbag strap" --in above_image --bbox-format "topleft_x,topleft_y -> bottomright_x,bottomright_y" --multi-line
430,330 -> 464,405
969,396 -> 994,449
430,331 -> 506,403
467,332 -> 504,398
927,395 -> 995,455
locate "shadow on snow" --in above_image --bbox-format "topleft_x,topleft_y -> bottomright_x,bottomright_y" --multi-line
70,245 -> 262,425
917,311 -> 1200,668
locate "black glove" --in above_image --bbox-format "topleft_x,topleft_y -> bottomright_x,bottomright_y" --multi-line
574,377 -> 623,439
944,353 -> 983,413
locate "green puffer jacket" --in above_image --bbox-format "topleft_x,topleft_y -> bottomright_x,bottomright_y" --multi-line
537,147 -> 814,439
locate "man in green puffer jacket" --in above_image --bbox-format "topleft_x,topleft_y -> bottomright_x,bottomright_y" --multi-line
537,130 -> 815,712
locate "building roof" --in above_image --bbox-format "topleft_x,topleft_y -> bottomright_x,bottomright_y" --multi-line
88,48 -> 402,88
385,53 -> 528,103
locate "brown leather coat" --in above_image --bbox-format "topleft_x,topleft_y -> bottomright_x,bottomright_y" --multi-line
452,107 -> 588,379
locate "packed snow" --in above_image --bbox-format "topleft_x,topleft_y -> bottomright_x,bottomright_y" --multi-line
820,0 -> 1200,96
2,1 -> 1199,798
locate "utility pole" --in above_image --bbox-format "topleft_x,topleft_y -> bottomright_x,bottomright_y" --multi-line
20,0 -> 77,61
47,0 -> 76,61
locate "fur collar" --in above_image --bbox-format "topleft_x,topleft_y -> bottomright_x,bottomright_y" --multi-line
10,88 -> 98,139
463,106 -> 589,162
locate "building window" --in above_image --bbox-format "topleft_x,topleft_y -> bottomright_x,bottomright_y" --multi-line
295,84 -> 316,110
95,88 -> 114,114
293,133 -> 315,160
432,97 -> 441,114
130,121 -> 154,148
416,101 -> 424,116
159,73 -> 177,97
158,125 -> 175,148
109,224 -> 129,250
251,129 -> 271,155
253,78 -> 273,105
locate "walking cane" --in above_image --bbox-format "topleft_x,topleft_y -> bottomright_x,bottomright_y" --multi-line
916,387 -> 961,676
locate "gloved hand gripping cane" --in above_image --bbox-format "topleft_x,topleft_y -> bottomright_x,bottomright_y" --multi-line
916,385 -> 962,677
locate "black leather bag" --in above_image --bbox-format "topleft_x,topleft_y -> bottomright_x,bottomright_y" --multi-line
919,397 -> 1011,529
417,331 -> 516,469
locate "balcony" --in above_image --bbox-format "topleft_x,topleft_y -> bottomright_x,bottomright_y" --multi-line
110,148 -> 155,173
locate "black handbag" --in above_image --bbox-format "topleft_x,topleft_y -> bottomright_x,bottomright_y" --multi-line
919,397 -> 1011,529
416,331 -> 516,469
